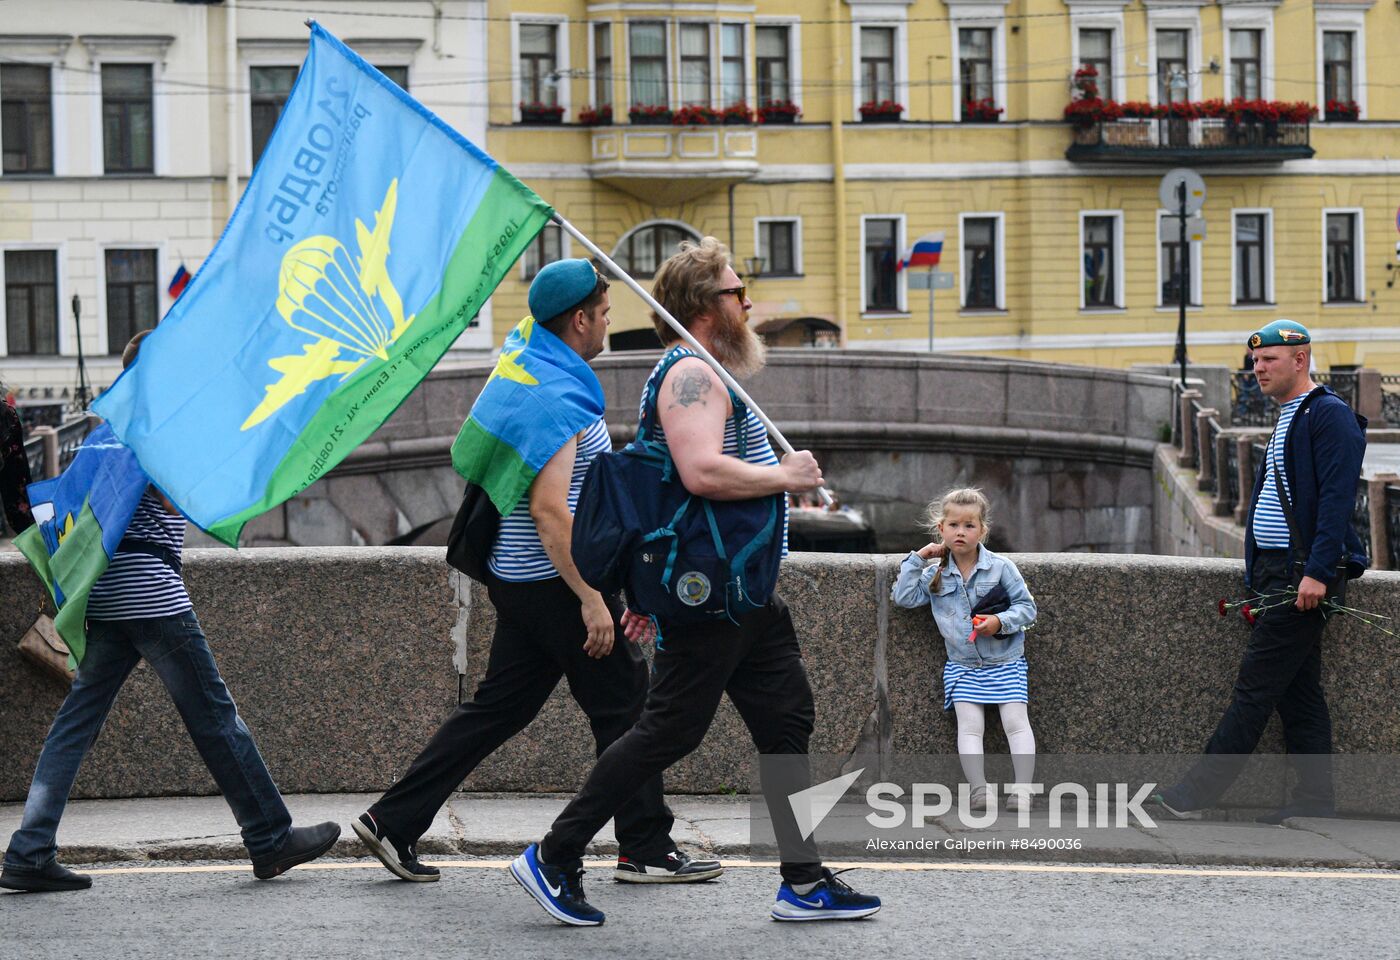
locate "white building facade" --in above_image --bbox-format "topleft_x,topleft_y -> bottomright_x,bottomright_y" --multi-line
0,0 -> 489,424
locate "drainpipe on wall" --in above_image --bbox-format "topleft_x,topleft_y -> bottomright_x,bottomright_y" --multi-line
225,0 -> 238,220
829,0 -> 848,343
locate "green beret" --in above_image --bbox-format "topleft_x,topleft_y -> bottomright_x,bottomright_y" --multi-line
528,259 -> 600,323
1247,319 -> 1311,349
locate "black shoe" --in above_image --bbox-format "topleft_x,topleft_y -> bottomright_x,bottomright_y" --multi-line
1148,787 -> 1203,821
1256,804 -> 1337,826
251,821 -> 341,880
0,860 -> 93,893
614,850 -> 724,883
352,812 -> 440,882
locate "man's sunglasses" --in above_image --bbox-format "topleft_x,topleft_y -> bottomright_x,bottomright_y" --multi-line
717,285 -> 747,302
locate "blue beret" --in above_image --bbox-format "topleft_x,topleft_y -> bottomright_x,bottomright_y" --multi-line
528,259 -> 600,323
1247,319 -> 1311,349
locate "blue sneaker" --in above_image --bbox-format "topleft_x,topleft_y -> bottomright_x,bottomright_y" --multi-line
509,844 -> 604,926
771,868 -> 881,921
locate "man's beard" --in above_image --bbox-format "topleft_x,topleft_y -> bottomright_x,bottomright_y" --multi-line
709,310 -> 766,378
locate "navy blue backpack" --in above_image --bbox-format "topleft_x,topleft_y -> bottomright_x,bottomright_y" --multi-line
571,351 -> 785,625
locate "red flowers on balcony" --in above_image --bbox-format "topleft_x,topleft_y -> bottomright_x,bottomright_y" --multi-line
672,105 -> 723,125
758,100 -> 801,123
518,101 -> 565,124
578,104 -> 613,126
962,97 -> 1004,122
859,100 -> 904,122
1063,96 -> 1315,125
1325,99 -> 1360,121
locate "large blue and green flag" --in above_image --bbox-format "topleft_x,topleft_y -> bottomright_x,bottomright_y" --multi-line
14,425 -> 149,664
93,23 -> 553,546
451,317 -> 606,515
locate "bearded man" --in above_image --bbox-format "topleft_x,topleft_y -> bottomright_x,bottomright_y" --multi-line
509,238 -> 881,926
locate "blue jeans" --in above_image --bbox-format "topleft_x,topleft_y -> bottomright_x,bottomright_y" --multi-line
4,612 -> 292,869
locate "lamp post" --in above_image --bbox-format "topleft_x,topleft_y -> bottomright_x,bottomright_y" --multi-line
71,292 -> 91,411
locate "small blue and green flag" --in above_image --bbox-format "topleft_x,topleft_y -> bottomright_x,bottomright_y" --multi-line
92,23 -> 553,546
14,424 -> 149,665
450,317 -> 605,515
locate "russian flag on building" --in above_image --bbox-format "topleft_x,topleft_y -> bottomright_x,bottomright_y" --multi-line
167,264 -> 191,299
898,232 -> 944,271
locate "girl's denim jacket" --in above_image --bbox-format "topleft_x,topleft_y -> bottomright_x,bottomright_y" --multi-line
891,544 -> 1036,667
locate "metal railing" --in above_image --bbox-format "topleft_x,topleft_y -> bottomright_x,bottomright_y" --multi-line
1381,375 -> 1400,428
1388,486 -> 1400,571
1067,117 -> 1313,162
1353,476 -> 1372,561
21,415 -> 98,481
1314,371 -> 1360,410
1231,370 -> 1274,427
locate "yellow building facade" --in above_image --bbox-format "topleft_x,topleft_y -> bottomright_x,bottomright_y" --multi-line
486,0 -> 1400,371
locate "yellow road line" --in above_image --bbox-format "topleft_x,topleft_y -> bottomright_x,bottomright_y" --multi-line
82,859 -> 1400,881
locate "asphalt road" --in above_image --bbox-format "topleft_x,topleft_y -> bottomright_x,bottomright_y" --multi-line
2,859 -> 1396,960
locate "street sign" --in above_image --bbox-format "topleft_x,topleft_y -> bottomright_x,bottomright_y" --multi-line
1159,168 -> 1206,215
907,270 -> 956,290
1158,216 -> 1206,243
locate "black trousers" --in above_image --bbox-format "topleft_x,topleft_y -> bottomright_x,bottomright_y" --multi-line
541,594 -> 823,885
1181,550 -> 1336,808
369,574 -> 675,860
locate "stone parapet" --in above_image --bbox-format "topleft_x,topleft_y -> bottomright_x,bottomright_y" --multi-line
4,548 -> 1399,808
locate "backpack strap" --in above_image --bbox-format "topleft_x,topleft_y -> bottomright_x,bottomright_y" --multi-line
638,347 -> 746,449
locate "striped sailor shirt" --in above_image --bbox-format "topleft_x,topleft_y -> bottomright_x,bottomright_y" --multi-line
1251,393 -> 1307,550
488,417 -> 611,583
86,488 -> 193,620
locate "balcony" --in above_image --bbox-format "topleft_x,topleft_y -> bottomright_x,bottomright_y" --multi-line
589,127 -> 759,203
1066,118 -> 1314,164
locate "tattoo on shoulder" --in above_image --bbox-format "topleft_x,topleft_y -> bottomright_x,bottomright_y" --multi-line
670,370 -> 712,408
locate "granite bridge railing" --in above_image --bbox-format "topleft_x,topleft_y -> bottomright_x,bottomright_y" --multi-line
3,549 -> 1398,810
217,350 -> 1179,554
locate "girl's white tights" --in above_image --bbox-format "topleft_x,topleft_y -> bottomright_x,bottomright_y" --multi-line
953,702 -> 1036,789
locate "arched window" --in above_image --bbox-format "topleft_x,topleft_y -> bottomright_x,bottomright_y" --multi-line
613,222 -> 701,278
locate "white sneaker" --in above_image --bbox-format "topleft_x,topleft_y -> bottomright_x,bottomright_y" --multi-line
967,785 -> 992,811
1005,789 -> 1033,814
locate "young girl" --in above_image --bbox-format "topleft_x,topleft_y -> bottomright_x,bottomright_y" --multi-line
892,488 -> 1038,812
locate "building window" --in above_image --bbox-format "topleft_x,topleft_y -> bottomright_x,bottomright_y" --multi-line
1082,215 -> 1118,308
860,26 -> 895,105
1229,29 -> 1262,101
1234,213 -> 1269,305
963,217 -> 998,309
959,27 -> 994,112
1323,31 -> 1354,105
4,250 -> 59,356
679,24 -> 711,107
1325,212 -> 1359,303
1077,28 -> 1113,99
376,65 -> 408,91
758,219 -> 799,276
755,25 -> 791,106
101,63 -> 154,174
250,66 -> 297,167
521,224 -> 563,282
617,223 -> 697,279
1156,29 -> 1189,105
863,218 -> 899,312
629,22 -> 667,108
593,23 -> 612,110
1159,217 -> 1201,308
105,249 -> 158,354
1,64 -> 53,174
519,23 -> 559,107
721,24 -> 745,108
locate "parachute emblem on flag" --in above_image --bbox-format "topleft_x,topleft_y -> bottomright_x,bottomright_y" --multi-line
242,178 -> 413,430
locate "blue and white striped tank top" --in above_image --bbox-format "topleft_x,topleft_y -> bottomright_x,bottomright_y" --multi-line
642,347 -> 789,557
1251,393 -> 1305,549
488,417 -> 612,582
86,489 -> 192,620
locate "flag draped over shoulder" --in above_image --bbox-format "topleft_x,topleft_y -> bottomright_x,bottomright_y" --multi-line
14,425 -> 149,664
451,317 -> 605,516
92,23 -> 553,547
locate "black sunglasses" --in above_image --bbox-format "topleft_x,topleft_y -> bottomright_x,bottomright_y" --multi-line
716,285 -> 747,302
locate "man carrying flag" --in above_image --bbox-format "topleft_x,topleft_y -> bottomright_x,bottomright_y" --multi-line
2,334 -> 340,893
352,260 -> 720,886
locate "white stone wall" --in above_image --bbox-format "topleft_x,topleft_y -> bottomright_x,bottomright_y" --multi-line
0,0 -> 490,405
